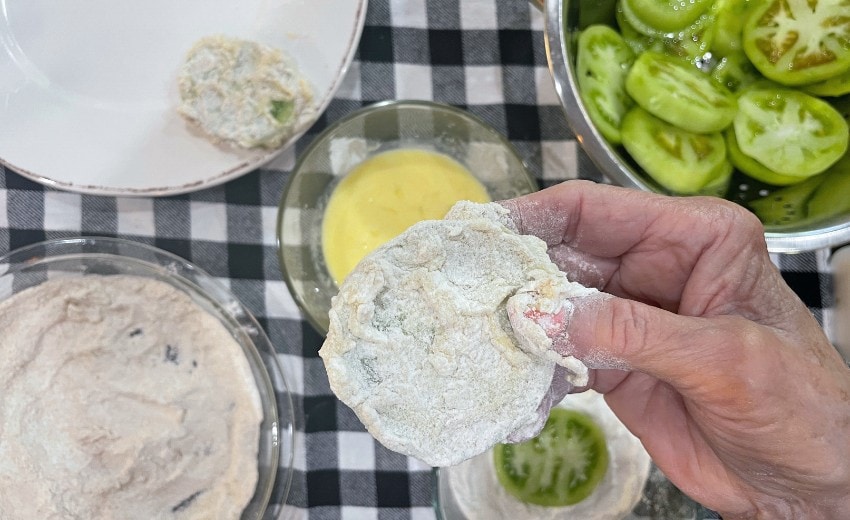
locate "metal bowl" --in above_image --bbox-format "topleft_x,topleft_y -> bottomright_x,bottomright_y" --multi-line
541,0 -> 850,252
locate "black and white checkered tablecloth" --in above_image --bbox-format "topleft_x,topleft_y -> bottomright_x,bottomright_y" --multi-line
0,1 -> 840,519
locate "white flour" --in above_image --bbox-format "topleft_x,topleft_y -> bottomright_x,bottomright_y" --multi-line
0,276 -> 262,520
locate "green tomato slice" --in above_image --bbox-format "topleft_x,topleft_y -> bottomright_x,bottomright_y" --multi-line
742,0 -> 850,86
625,52 -> 737,133
616,2 -> 715,62
621,106 -> 730,194
577,25 -> 636,145
616,1 -> 666,54
733,87 -> 849,176
622,0 -> 715,33
700,160 -> 735,196
748,173 -> 826,225
710,51 -> 763,92
748,152 -> 850,226
806,152 -> 850,219
493,408 -> 609,507
804,68 -> 850,97
710,0 -> 755,56
618,0 -> 668,37
726,128 -> 807,185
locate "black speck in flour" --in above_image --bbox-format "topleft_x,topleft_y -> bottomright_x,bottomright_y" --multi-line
164,344 -> 179,365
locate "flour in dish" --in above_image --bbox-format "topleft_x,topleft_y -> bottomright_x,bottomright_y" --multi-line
0,275 -> 263,519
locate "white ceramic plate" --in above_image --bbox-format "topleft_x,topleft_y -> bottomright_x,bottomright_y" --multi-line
0,0 -> 366,196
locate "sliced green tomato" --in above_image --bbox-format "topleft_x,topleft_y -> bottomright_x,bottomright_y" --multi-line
700,160 -> 734,196
618,0 -> 668,37
621,106 -> 729,194
625,52 -> 737,133
804,68 -> 850,97
748,152 -> 850,226
576,25 -> 636,144
615,2 -> 714,61
494,408 -> 609,507
725,128 -> 807,185
748,173 -> 826,225
733,87 -> 849,176
616,2 -> 667,54
710,0 -> 755,56
623,0 -> 715,33
806,152 -> 850,218
710,51 -> 762,92
742,0 -> 850,86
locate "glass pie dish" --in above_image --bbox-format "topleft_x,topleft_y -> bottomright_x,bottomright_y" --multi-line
0,237 -> 295,519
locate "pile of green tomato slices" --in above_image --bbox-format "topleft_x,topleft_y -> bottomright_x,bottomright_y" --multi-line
576,0 -> 850,201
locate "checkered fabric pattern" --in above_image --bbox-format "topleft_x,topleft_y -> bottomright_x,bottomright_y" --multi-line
0,1 -> 839,519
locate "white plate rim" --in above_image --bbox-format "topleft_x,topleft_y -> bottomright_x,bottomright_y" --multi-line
0,1 -> 368,197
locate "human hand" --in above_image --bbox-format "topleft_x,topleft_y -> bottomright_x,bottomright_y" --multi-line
500,180 -> 850,519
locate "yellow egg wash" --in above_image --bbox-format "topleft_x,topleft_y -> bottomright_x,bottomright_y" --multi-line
321,148 -> 490,285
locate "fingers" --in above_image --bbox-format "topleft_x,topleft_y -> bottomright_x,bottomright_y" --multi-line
511,290 -> 749,393
500,180 -> 800,326
501,180 -> 754,259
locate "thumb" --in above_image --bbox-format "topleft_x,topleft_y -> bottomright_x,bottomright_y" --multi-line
508,286 -> 740,392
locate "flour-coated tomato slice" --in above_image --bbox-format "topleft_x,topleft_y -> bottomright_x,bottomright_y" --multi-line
733,87 -> 849,176
577,25 -> 636,144
742,0 -> 850,86
621,106 -> 730,193
625,51 -> 737,133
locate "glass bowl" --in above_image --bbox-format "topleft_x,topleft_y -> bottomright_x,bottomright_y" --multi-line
542,0 -> 850,252
0,237 -> 295,520
433,462 -> 718,520
277,99 -> 538,335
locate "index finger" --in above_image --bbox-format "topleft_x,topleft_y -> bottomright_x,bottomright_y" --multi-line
499,180 -> 772,313
500,180 -> 723,258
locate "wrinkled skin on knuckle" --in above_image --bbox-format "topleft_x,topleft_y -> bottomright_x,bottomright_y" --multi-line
592,296 -> 650,362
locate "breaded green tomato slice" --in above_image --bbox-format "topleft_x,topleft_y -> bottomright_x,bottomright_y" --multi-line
576,25 -> 636,145
625,52 -> 737,134
178,35 -> 314,149
621,106 -> 730,194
